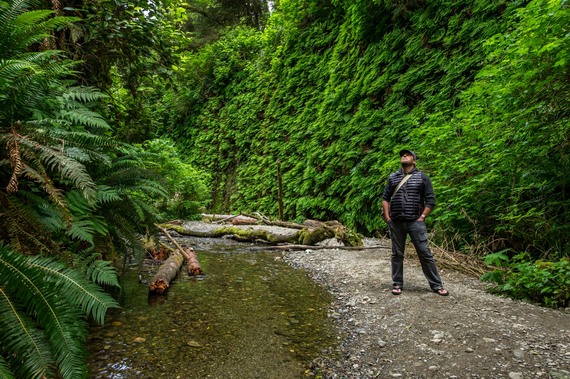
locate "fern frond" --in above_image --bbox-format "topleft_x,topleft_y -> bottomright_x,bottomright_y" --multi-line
0,192 -> 57,254
26,253 -> 120,324
65,190 -> 111,243
0,245 -> 119,378
86,260 -> 120,288
58,108 -> 110,131
96,185 -> 122,204
66,189 -> 93,215
17,135 -> 97,201
42,129 -> 116,147
66,219 -> 95,245
20,163 -> 68,211
0,246 -> 87,379
6,128 -> 22,193
70,249 -> 120,288
13,189 -> 66,232
0,355 -> 16,379
131,178 -> 169,198
0,6 -> 77,57
62,86 -> 108,103
0,58 -> 38,82
0,287 -> 54,379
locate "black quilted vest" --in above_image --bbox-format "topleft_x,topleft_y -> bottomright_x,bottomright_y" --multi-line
382,167 -> 435,221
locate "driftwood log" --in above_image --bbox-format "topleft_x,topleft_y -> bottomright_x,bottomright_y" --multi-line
157,224 -> 204,276
148,250 -> 184,294
183,247 -> 203,276
160,218 -> 363,247
201,213 -> 306,229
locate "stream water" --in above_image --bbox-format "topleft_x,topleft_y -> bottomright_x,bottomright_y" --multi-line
88,237 -> 340,378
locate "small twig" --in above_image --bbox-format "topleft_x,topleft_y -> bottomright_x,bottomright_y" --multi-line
156,224 -> 186,251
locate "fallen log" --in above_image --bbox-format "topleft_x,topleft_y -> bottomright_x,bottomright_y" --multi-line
159,222 -> 300,243
159,220 -> 363,246
230,215 -> 259,225
183,246 -> 203,276
156,224 -> 204,276
148,250 -> 184,294
298,220 -> 363,246
201,214 -> 237,222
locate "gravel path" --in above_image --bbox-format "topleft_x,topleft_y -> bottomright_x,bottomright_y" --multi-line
283,238 -> 570,379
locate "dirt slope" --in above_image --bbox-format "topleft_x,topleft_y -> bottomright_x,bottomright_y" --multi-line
283,239 -> 570,379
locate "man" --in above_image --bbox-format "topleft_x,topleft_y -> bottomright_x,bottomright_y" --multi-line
381,149 -> 449,296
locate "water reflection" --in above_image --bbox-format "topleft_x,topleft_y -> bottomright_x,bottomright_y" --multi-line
88,239 -> 339,378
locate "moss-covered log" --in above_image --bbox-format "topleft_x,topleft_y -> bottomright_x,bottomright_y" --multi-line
159,220 -> 362,246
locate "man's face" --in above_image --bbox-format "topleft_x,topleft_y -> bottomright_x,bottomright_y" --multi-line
400,153 -> 415,165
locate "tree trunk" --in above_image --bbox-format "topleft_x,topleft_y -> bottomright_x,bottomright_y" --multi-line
277,161 -> 284,220
148,250 -> 184,295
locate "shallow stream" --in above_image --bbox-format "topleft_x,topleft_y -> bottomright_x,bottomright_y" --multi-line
88,237 -> 340,378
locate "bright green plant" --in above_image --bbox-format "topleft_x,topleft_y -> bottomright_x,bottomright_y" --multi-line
166,0 -> 569,261
0,244 -> 119,379
0,0 -> 167,376
482,253 -> 570,308
142,138 -> 210,219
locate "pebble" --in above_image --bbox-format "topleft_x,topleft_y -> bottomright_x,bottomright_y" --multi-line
513,349 -> 526,359
509,373 -> 523,379
186,340 -> 202,348
550,370 -> 570,379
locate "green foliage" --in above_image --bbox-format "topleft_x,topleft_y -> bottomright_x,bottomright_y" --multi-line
482,250 -> 510,267
165,0 -> 569,261
419,0 -> 569,257
0,244 -> 119,379
184,0 -> 271,48
44,0 -> 192,143
142,138 -> 210,219
481,254 -> 570,308
0,0 -> 169,376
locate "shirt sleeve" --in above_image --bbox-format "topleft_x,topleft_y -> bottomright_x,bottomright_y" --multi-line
423,173 -> 436,209
381,176 -> 393,202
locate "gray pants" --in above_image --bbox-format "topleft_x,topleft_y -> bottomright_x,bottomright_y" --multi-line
388,220 -> 443,290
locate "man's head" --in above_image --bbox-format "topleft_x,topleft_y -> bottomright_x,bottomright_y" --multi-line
399,149 -> 416,168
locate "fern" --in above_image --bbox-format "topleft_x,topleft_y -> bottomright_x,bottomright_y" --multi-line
75,251 -> 120,288
62,86 -> 109,103
0,356 -> 16,379
96,185 -> 122,203
58,108 -> 110,131
0,245 -> 119,379
0,287 -> 54,379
